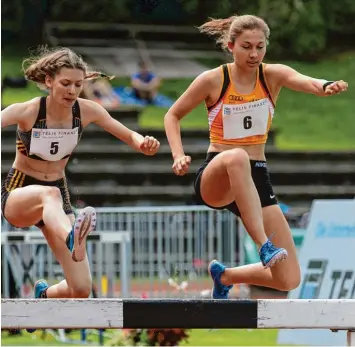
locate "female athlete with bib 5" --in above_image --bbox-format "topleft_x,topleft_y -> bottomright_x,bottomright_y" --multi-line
164,15 -> 348,298
1,46 -> 160,326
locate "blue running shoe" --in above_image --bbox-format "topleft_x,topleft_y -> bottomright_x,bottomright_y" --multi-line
259,239 -> 288,269
26,280 -> 49,333
208,260 -> 233,299
66,206 -> 96,262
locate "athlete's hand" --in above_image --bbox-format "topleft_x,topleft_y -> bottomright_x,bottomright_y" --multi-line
140,136 -> 160,155
324,80 -> 348,95
172,155 -> 191,176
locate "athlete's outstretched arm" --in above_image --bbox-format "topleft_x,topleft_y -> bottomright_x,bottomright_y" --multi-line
164,71 -> 212,175
268,64 -> 348,97
85,99 -> 160,155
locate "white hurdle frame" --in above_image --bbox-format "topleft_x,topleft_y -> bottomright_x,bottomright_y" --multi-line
2,299 -> 355,346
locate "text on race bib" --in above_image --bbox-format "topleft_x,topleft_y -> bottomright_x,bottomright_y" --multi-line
222,98 -> 270,139
30,128 -> 79,161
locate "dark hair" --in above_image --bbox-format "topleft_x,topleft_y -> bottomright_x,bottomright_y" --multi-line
198,14 -> 270,51
22,46 -> 114,89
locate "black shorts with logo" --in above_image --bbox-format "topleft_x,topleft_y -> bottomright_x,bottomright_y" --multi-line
193,152 -> 278,217
1,167 -> 74,228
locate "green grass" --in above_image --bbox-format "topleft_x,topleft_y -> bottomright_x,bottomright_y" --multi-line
1,331 -> 67,346
182,329 -> 279,346
1,329 -> 103,346
270,52 -> 355,150
2,328 -> 280,346
2,49 -> 355,150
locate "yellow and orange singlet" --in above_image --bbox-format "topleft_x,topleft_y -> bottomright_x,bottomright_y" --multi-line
207,63 -> 276,145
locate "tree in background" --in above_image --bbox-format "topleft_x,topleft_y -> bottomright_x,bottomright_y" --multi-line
2,0 -> 354,61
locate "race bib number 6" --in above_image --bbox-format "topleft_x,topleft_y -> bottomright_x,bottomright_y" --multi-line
222,98 -> 270,139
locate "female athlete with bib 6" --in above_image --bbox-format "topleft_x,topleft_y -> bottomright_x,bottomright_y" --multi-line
1,47 -> 160,323
164,15 -> 348,298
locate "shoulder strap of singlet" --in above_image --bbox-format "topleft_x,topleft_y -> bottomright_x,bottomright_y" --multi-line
207,64 -> 230,110
219,64 -> 230,103
36,96 -> 47,122
258,64 -> 275,107
72,100 -> 81,128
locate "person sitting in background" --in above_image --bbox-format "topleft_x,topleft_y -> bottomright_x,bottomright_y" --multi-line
81,78 -> 120,109
131,61 -> 161,103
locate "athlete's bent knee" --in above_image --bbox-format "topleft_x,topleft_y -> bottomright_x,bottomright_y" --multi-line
41,186 -> 62,201
222,148 -> 250,170
70,283 -> 92,298
277,272 -> 301,292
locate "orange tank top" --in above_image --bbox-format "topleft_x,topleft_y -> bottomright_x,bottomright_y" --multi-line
207,63 -> 275,145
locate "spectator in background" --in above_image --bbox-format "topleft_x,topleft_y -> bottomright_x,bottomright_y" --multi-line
82,78 -> 120,109
131,61 -> 161,103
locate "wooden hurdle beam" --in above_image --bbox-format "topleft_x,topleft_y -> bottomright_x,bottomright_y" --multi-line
2,299 -> 355,345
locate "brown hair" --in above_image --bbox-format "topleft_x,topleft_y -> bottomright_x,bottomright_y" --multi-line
22,46 -> 114,89
198,15 -> 270,51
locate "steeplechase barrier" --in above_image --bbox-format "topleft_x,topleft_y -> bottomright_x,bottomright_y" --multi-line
2,299 -> 355,346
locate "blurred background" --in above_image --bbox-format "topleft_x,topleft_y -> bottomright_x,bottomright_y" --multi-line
1,0 -> 355,346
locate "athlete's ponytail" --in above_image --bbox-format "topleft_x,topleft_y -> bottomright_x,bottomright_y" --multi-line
198,15 -> 270,51
197,16 -> 236,52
